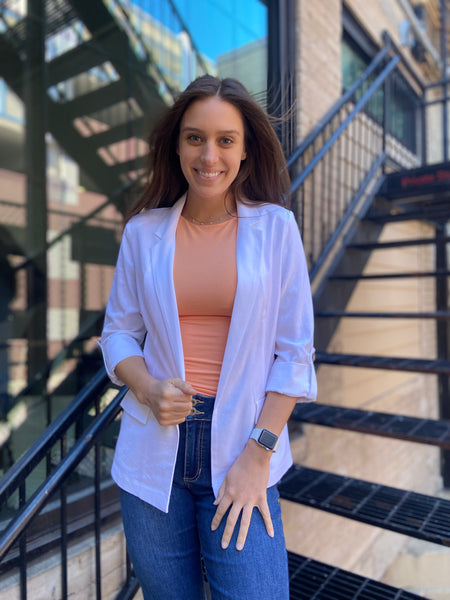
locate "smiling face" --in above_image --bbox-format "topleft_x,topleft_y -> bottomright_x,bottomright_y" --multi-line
177,96 -> 247,211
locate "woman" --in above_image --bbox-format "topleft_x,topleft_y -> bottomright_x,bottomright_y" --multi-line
100,75 -> 316,600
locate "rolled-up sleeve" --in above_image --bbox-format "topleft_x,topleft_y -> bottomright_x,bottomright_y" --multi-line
265,212 -> 317,402
100,224 -> 146,386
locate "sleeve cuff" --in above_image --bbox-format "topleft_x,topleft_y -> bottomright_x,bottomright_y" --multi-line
265,359 -> 317,402
98,335 -> 144,386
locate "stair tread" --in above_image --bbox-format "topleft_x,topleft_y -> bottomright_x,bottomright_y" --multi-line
330,270 -> 450,280
365,206 -> 450,222
288,552 -> 427,600
88,117 -> 146,149
48,41 -> 107,86
122,555 -> 426,600
279,465 -> 450,546
314,351 -> 450,374
109,154 -> 148,176
62,79 -> 128,119
292,402 -> 450,449
348,237 -> 450,250
316,310 -> 450,319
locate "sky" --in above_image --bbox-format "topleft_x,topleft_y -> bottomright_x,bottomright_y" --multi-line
144,0 -> 267,61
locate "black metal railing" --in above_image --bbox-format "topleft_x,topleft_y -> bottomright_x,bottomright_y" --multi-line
288,32 -> 427,282
0,368 -> 129,599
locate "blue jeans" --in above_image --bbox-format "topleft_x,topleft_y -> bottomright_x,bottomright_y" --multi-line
119,394 -> 289,600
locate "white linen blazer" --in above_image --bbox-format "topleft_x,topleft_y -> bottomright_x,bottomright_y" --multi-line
100,195 -> 317,512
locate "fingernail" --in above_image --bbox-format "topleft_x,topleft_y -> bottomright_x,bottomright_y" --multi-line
236,542 -> 243,551
269,530 -> 274,538
221,541 -> 228,550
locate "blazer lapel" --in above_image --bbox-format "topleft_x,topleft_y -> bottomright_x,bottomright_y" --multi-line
217,202 -> 264,398
150,196 -> 186,379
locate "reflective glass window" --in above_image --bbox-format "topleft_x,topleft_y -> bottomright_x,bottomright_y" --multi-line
0,0 -> 269,489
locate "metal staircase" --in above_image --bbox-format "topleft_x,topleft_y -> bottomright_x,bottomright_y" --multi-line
282,23 -> 450,599
0,0 -> 209,478
0,3 -> 449,600
0,0 -> 199,201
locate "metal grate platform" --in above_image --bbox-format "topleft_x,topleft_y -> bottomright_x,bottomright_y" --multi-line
291,403 -> 450,449
314,352 -> 450,375
279,465 -> 450,546
288,552 -> 427,600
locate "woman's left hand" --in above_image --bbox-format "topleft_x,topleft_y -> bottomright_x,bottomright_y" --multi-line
211,441 -> 274,551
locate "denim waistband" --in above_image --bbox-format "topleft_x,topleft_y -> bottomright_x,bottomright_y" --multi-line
186,393 -> 215,421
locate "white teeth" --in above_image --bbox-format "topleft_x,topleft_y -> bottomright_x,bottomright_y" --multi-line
198,170 -> 220,178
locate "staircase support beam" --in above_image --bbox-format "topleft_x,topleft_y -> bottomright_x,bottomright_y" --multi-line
436,224 -> 450,486
440,0 -> 448,162
25,0 -> 48,386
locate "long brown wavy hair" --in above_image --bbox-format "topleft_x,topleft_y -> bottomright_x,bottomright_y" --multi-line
126,75 -> 291,222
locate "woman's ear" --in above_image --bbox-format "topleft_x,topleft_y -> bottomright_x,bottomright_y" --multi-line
241,149 -> 247,160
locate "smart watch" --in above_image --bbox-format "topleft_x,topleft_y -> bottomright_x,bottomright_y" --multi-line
250,427 -> 280,452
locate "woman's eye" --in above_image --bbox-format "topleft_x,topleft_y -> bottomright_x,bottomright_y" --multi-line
220,137 -> 233,145
187,134 -> 201,143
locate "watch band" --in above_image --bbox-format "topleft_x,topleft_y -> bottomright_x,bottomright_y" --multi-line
250,427 -> 280,452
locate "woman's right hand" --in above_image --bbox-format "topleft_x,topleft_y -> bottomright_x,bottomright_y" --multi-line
138,377 -> 196,426
114,356 -> 196,426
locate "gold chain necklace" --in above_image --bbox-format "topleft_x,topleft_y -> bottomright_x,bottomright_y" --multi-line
183,212 -> 235,225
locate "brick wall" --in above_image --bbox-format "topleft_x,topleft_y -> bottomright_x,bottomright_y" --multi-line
295,0 -> 342,140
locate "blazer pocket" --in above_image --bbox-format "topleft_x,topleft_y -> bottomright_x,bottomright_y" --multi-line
121,390 -> 150,425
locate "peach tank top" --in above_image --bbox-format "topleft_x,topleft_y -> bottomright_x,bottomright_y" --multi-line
173,215 -> 237,395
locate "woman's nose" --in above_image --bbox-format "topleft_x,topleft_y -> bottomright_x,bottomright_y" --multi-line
201,141 -> 218,164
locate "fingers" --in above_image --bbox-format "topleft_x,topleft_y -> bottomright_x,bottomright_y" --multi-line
156,396 -> 191,425
231,504 -> 252,551
221,503 -> 244,550
170,378 -> 197,396
211,497 -> 274,551
259,501 -> 275,539
152,378 -> 195,426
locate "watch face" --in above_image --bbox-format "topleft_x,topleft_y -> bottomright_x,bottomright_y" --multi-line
259,429 -> 278,449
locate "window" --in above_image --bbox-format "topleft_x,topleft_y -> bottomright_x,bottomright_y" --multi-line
342,15 -> 419,154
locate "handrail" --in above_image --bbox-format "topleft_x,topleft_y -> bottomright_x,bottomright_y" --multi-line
291,55 -> 400,194
309,152 -> 386,283
286,30 -> 427,178
0,382 -> 126,560
286,44 -> 391,169
0,368 -> 111,506
284,27 -> 434,273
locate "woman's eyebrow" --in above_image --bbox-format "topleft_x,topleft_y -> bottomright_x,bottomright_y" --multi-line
181,126 -> 242,136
